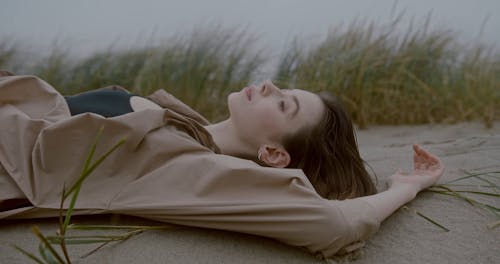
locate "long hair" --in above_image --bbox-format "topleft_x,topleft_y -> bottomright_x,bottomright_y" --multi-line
283,91 -> 377,200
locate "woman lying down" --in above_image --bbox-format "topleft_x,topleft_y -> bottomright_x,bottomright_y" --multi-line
0,72 -> 444,258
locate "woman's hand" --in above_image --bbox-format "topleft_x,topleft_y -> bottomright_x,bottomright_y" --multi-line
361,144 -> 445,223
388,144 -> 445,195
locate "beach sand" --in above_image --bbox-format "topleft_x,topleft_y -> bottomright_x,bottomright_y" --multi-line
1,122 -> 499,263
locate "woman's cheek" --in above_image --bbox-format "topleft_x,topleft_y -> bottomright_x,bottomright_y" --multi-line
258,111 -> 284,132
251,103 -> 284,131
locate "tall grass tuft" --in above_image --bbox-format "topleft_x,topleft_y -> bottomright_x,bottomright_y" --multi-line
274,17 -> 500,128
1,27 -> 264,122
1,21 -> 499,126
59,48 -> 152,95
0,41 -> 17,68
132,27 -> 264,121
403,169 -> 499,233
0,39 -> 24,73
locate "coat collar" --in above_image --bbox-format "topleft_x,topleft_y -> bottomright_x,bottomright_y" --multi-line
146,89 -> 211,126
146,89 -> 221,154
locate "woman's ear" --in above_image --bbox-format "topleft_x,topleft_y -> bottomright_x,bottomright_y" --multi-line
258,145 -> 291,168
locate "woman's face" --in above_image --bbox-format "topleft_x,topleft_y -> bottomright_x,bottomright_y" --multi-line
227,80 -> 325,147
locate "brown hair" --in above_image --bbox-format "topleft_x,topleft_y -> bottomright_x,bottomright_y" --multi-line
283,91 -> 377,200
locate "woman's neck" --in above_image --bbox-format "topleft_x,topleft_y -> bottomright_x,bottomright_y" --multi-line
203,119 -> 256,159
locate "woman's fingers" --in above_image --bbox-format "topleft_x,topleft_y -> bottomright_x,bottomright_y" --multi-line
408,145 -> 444,186
414,144 -> 431,159
413,145 -> 427,170
414,144 -> 441,164
413,144 -> 444,172
422,150 -> 441,167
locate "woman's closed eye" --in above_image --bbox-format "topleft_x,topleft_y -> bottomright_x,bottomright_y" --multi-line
279,100 -> 286,112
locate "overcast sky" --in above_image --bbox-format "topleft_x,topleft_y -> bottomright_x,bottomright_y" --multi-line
1,0 -> 498,58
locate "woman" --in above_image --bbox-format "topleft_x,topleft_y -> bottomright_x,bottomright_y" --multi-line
0,73 -> 444,258
65,80 -> 377,200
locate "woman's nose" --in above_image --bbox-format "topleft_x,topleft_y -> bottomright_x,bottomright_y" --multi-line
260,80 -> 280,96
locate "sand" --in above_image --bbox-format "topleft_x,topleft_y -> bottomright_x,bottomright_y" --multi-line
1,122 -> 499,264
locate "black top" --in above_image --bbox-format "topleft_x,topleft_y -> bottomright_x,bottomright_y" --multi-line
65,89 -> 136,117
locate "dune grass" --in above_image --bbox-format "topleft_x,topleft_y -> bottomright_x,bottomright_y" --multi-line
1,21 -> 499,126
416,169 -> 500,231
1,27 -> 264,122
274,17 -> 500,128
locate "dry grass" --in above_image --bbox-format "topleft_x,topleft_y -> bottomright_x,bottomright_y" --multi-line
1,21 -> 499,126
1,27 -> 264,122
274,17 -> 500,128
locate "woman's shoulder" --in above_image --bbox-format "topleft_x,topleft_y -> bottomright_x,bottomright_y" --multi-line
146,89 -> 210,125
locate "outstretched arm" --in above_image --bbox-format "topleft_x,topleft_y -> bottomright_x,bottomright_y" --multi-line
360,144 -> 445,222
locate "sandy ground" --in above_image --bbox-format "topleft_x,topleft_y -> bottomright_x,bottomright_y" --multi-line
1,122 -> 499,264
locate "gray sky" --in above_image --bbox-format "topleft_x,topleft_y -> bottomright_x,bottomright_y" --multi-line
1,0 -> 499,58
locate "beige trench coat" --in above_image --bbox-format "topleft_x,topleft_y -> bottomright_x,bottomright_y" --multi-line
0,74 -> 380,257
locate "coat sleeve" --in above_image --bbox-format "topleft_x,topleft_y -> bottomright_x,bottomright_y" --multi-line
108,152 -> 381,257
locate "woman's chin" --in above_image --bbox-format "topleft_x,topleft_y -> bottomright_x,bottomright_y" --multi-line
227,92 -> 245,110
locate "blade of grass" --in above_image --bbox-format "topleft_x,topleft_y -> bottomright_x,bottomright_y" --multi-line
426,189 -> 500,218
483,204 -> 500,212
403,206 -> 450,232
68,224 -> 176,230
79,137 -> 127,180
415,211 -> 450,232
487,220 -> 500,229
442,183 -> 498,189
47,230 -> 144,245
79,229 -> 147,258
50,238 -> 124,245
447,170 -> 500,184
61,128 -> 105,230
38,243 -> 59,264
80,241 -> 112,259
32,226 -> 65,264
11,245 -> 46,264
475,176 -> 498,188
428,186 -> 500,210
428,185 -> 475,206
50,239 -> 121,245
57,185 -> 71,264
450,190 -> 500,198
60,130 -> 126,261
58,185 -> 65,229
48,233 -> 143,241
63,126 -> 103,200
429,186 -> 500,198
62,136 -> 126,230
